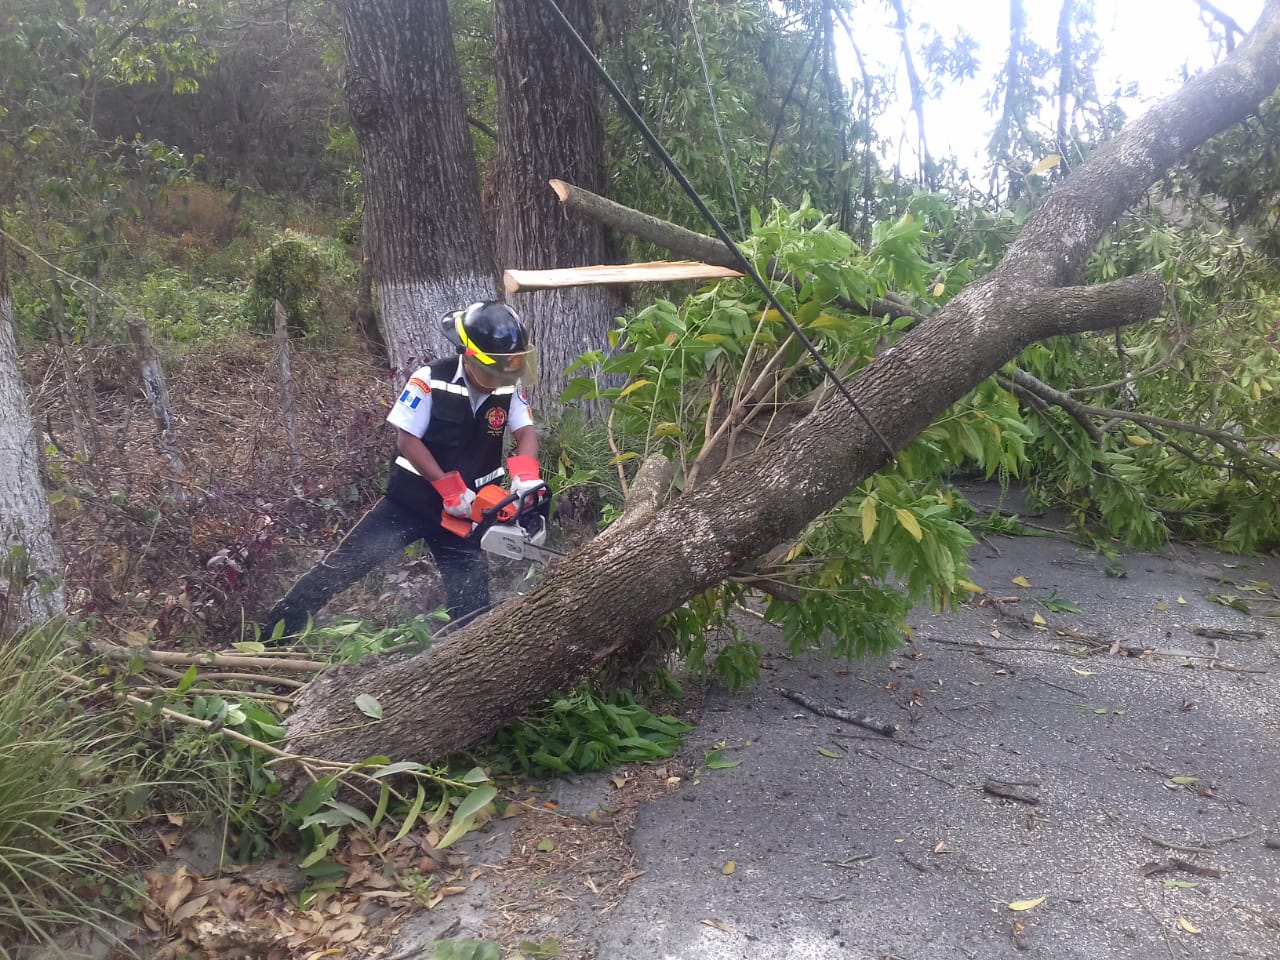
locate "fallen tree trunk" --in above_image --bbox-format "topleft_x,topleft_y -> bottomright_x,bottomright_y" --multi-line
282,4 -> 1280,776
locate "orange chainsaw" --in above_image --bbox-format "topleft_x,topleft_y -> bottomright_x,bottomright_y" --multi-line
440,481 -> 561,565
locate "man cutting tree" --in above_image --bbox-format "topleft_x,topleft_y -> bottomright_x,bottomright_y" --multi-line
263,301 -> 543,636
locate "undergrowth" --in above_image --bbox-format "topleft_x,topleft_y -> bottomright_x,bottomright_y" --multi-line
0,622 -> 144,956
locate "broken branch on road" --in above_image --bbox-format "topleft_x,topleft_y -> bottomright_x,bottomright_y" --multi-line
779,687 -> 899,735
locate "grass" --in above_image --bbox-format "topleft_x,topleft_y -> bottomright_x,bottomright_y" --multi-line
0,621 -> 143,956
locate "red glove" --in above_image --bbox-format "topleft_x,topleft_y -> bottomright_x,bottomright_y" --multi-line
507,455 -> 541,496
432,471 -> 475,518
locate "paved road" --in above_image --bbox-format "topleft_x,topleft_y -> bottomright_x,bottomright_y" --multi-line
398,514 -> 1280,960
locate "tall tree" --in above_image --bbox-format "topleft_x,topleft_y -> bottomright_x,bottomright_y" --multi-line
281,1 -> 1280,770
0,227 -> 65,629
338,0 -> 498,373
492,0 -> 624,419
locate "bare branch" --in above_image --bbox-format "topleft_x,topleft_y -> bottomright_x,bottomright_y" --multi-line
1194,0 -> 1246,50
1001,368 -> 1103,442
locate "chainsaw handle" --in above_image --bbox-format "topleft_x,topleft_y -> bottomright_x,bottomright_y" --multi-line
467,481 -> 551,542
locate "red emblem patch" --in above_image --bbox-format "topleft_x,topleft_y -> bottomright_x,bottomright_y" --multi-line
486,407 -> 507,434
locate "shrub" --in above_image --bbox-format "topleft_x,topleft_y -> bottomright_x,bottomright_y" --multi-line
135,268 -> 245,343
242,232 -> 357,342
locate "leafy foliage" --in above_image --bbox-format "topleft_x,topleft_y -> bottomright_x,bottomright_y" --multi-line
486,689 -> 691,777
567,202 -> 1030,684
1018,198 -> 1280,551
242,232 -> 357,341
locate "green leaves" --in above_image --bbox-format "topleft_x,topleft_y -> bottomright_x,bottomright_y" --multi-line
355,694 -> 383,720
485,690 -> 691,777
702,749 -> 741,770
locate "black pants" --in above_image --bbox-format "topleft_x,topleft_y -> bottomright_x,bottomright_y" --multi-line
263,495 -> 489,636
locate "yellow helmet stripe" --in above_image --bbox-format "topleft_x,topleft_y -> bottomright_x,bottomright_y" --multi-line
455,312 -> 496,365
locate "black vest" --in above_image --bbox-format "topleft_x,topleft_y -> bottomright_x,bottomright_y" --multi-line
385,356 -> 516,519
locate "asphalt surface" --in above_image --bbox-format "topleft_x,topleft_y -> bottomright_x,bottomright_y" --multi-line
397,499 -> 1280,960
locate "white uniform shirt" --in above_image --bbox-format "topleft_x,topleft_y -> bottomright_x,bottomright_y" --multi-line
386,362 -> 534,437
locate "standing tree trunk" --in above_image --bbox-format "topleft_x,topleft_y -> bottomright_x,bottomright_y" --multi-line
0,227 -> 66,630
338,0 -> 498,375
493,0 -> 624,421
282,1 -> 1280,773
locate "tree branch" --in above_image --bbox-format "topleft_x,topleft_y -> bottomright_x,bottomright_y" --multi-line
1021,274 -> 1166,338
467,115 -> 497,140
1001,368 -> 1103,442
548,179 -> 924,324
1194,0 -> 1246,50
1065,329 -> 1189,397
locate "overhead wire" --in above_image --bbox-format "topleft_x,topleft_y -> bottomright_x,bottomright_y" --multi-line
535,0 -> 898,461
686,0 -> 745,237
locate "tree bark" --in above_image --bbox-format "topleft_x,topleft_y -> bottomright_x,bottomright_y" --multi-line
338,0 -> 498,375
0,227 -> 66,629
492,0 -> 624,421
282,2 -> 1280,775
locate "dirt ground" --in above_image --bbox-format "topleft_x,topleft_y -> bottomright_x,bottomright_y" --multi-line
393,486 -> 1280,960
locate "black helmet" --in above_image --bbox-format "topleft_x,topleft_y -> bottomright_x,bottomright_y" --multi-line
440,301 -> 534,386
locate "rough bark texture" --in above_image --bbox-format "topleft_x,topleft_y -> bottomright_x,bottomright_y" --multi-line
338,0 -> 498,375
0,230 -> 66,626
283,2 -> 1280,774
492,0 -> 624,421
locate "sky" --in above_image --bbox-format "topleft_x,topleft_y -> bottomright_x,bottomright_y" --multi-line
847,0 -> 1266,173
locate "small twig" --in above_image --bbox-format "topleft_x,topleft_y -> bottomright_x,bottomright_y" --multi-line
1168,857 -> 1224,878
983,779 -> 1041,805
829,731 -> 927,751
1141,857 -> 1225,879
1141,831 -> 1213,856
129,684 -> 296,704
94,643 -> 327,673
1193,627 -> 1263,641
1135,883 -> 1178,960
1210,662 -> 1269,675
779,687 -> 898,735
821,853 -> 876,869
181,672 -> 306,689
857,748 -> 956,788
127,695 -> 295,761
1204,828 -> 1257,847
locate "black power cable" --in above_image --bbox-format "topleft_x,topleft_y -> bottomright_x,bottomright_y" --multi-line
535,0 -> 897,460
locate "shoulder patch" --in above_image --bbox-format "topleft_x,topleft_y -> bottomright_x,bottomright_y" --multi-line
408,376 -> 430,394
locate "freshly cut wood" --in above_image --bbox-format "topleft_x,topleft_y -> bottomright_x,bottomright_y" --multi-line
503,260 -> 741,293
548,178 -> 922,323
